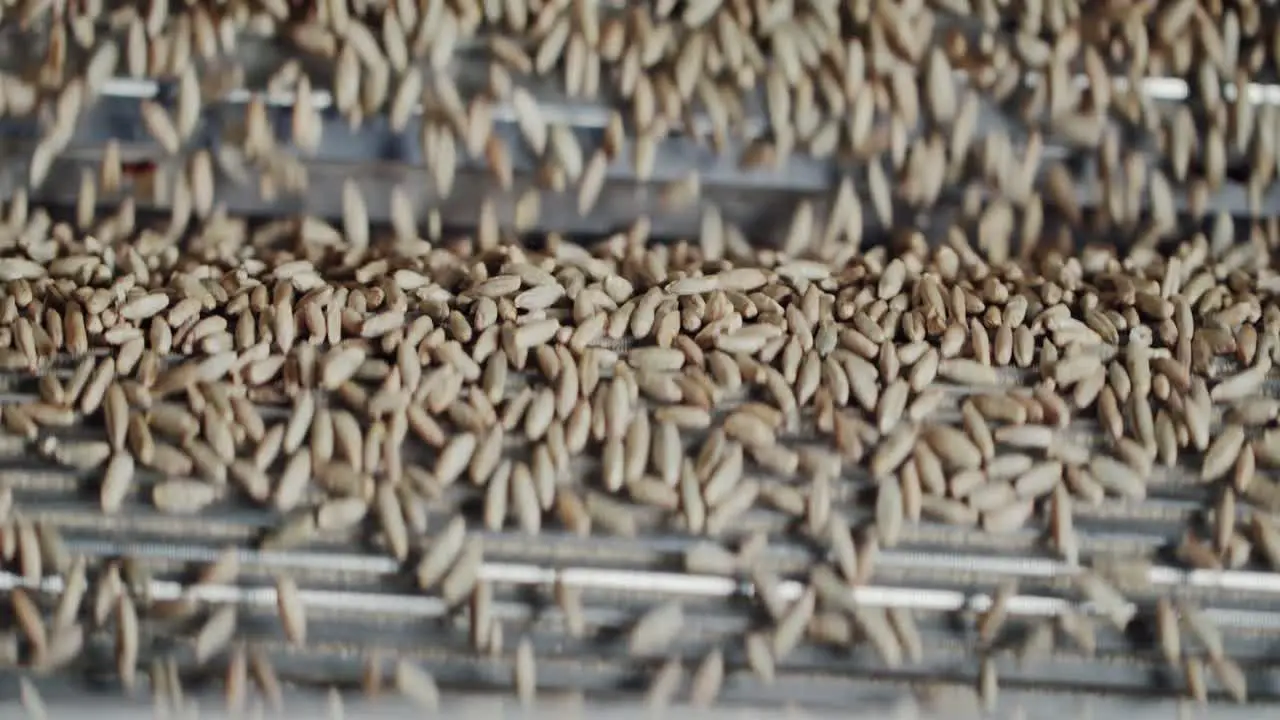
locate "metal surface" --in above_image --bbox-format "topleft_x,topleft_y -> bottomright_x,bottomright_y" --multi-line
0,686 -> 1184,720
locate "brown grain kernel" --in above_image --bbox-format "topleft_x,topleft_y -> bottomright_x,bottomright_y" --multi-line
194,606 -> 237,664
276,576 -> 306,646
395,660 -> 440,711
628,602 -> 684,657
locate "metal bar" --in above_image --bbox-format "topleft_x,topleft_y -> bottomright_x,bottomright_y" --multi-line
14,534 -> 1280,621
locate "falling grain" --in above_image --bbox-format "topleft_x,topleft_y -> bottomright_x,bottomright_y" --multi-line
514,636 -> 536,706
689,648 -> 724,708
194,606 -> 237,664
645,658 -> 683,710
628,601 -> 684,657
395,660 -> 440,712
417,517 -> 466,590
20,677 -> 48,720
744,632 -> 775,683
276,576 -> 306,646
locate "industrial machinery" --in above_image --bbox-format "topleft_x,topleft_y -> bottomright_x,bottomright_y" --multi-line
0,1 -> 1277,717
